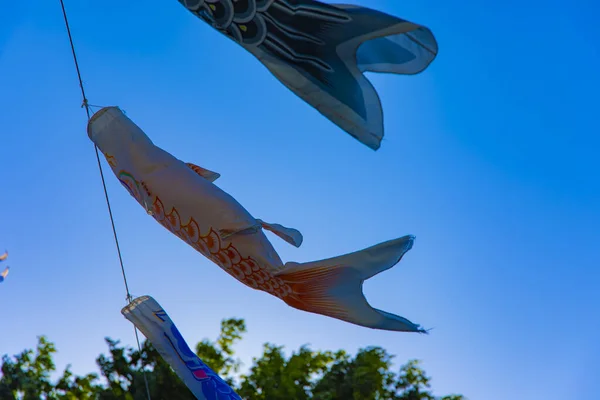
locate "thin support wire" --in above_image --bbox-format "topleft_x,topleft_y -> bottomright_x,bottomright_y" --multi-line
58,1 -> 152,398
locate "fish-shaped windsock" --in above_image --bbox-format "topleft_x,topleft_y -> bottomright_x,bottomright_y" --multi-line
122,296 -> 241,400
176,0 -> 438,150
0,251 -> 8,284
89,106 -> 426,333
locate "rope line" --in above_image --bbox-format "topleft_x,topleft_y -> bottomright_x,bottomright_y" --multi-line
58,1 -> 152,398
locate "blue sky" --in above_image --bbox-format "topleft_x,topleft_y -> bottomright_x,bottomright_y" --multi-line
1,1 -> 599,399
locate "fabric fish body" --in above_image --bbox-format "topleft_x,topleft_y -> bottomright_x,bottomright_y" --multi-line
88,106 -> 425,332
122,295 -> 242,400
176,0 -> 438,150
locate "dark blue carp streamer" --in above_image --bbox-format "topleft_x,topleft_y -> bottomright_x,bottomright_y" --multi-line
177,0 -> 438,150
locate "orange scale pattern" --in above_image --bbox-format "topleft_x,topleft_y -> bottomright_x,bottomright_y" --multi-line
150,196 -> 293,299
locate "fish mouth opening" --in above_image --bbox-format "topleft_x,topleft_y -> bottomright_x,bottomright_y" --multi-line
86,106 -> 120,141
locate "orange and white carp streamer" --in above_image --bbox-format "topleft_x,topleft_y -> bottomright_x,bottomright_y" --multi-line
88,106 -> 426,333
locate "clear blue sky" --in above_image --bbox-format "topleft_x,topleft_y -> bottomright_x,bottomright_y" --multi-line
1,1 -> 599,399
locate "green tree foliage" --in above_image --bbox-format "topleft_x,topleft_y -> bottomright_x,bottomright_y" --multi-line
195,318 -> 246,383
0,319 -> 464,400
0,335 -> 101,400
